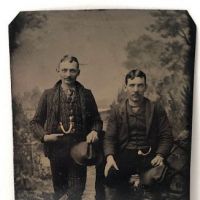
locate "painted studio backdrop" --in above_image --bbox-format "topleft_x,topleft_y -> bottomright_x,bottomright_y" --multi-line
9,10 -> 195,200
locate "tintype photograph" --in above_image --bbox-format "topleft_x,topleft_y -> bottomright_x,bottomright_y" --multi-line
9,10 -> 196,200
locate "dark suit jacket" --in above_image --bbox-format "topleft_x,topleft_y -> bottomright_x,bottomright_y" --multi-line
104,98 -> 173,158
30,80 -> 103,157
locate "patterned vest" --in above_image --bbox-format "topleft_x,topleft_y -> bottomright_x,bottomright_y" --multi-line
57,86 -> 83,134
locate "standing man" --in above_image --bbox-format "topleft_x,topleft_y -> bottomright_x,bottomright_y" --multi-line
104,69 -> 173,199
30,55 -> 103,200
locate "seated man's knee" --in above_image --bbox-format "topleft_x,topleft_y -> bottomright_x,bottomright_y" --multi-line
105,167 -> 121,186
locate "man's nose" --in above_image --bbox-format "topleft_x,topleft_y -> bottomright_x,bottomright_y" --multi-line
133,86 -> 139,92
65,70 -> 71,76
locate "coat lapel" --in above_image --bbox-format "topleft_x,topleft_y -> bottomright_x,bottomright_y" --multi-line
119,100 -> 129,138
145,98 -> 155,137
76,82 -> 87,131
48,80 -> 87,132
48,81 -> 60,126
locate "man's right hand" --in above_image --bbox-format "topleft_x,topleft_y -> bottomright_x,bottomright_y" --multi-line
104,155 -> 119,177
43,133 -> 64,142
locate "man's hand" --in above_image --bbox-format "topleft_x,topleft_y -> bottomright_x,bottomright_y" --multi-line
86,130 -> 98,143
43,133 -> 64,142
104,155 -> 119,177
151,154 -> 164,167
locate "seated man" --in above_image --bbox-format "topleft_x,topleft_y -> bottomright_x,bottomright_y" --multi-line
103,69 -> 173,199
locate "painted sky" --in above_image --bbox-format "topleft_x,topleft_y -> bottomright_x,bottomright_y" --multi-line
11,10 -> 154,108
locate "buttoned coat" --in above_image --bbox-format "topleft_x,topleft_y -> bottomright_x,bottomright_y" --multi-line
104,97 -> 173,158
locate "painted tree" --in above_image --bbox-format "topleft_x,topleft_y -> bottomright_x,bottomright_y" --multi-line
9,12 -> 47,57
148,10 -> 195,77
148,10 -> 195,132
21,86 -> 42,111
124,10 -> 195,134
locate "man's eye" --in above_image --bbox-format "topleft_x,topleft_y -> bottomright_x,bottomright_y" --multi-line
70,69 -> 76,73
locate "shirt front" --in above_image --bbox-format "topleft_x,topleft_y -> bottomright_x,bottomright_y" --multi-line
126,101 -> 149,150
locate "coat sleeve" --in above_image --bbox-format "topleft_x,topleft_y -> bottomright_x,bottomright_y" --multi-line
88,90 -> 103,136
103,105 -> 118,157
156,103 -> 173,157
29,90 -> 48,142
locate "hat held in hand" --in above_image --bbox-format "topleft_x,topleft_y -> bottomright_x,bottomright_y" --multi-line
70,141 -> 101,166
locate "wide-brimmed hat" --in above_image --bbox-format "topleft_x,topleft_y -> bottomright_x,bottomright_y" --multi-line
141,165 -> 167,186
70,141 -> 103,166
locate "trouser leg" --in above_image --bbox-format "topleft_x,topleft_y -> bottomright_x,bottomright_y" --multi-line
50,157 -> 86,200
105,149 -> 138,200
138,153 -> 162,200
67,158 -> 87,200
95,161 -> 106,200
50,158 -> 69,200
95,138 -> 106,200
138,153 -> 155,173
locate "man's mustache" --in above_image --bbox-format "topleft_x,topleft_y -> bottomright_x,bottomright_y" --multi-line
131,93 -> 139,96
64,77 -> 73,81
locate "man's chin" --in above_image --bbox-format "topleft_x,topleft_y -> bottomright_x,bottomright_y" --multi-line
64,80 -> 71,84
130,97 -> 143,104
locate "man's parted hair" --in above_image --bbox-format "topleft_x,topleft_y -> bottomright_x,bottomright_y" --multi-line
57,54 -> 79,70
125,69 -> 146,85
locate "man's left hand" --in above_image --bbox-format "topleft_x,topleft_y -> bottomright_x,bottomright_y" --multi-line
151,154 -> 164,167
86,130 -> 98,143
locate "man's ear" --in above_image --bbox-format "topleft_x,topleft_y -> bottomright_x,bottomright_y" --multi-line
145,84 -> 148,91
56,66 -> 60,73
123,84 -> 127,92
77,69 -> 80,76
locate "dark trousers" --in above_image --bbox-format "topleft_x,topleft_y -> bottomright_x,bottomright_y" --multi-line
95,160 -> 106,200
49,153 -> 106,200
105,149 -> 155,200
95,137 -> 106,200
50,156 -> 86,200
